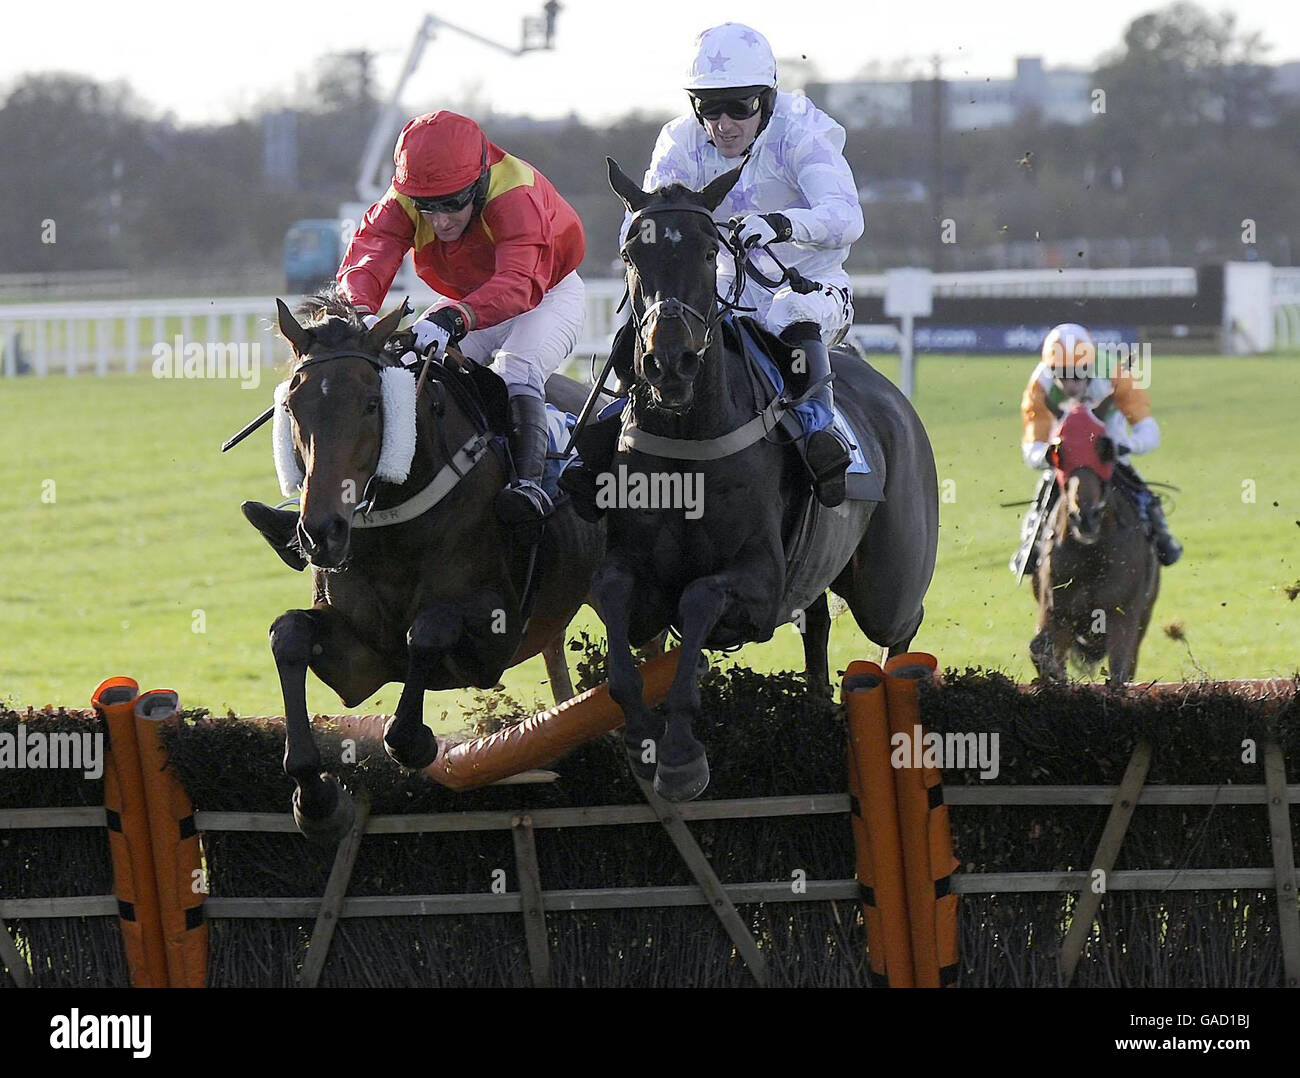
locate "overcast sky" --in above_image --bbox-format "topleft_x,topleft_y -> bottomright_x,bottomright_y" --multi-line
8,0 -> 1300,124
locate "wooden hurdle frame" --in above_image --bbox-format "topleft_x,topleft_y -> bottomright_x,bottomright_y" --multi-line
2,675 -> 1297,988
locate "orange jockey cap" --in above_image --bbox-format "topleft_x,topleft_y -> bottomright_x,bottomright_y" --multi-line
393,111 -> 487,198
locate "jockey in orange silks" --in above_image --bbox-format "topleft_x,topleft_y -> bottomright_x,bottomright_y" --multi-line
1011,322 -> 1182,578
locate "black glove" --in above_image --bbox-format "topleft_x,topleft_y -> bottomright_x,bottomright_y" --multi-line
412,305 -> 469,358
427,305 -> 467,344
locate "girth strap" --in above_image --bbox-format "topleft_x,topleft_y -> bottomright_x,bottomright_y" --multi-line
352,431 -> 493,529
618,376 -> 829,462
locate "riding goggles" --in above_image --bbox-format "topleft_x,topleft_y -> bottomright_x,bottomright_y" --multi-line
693,92 -> 764,122
412,182 -> 479,215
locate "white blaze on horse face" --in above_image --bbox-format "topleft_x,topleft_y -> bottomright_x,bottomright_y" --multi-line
320,376 -> 329,397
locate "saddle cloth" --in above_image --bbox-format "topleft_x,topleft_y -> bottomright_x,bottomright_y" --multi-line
729,316 -> 884,503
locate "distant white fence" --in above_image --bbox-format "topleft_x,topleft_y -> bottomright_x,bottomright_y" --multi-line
0,282 -> 630,380
4,266 -> 1297,379
1273,267 -> 1300,351
849,266 -> 1198,300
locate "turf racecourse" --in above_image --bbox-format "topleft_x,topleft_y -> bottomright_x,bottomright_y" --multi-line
3,352 -> 1296,729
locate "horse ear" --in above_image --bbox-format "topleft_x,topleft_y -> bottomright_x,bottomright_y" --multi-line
276,299 -> 313,355
696,165 -> 744,212
362,305 -> 407,356
607,157 -> 650,212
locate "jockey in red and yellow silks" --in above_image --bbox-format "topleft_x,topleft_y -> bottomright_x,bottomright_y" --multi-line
1011,322 -> 1182,577
338,110 -> 587,530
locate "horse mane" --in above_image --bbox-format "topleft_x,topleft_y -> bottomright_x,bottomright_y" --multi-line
294,283 -> 367,351
649,182 -> 696,203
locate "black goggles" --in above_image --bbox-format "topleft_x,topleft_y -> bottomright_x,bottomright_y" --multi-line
694,92 -> 764,122
412,182 -> 478,215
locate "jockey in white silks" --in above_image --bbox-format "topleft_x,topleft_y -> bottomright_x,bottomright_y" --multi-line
641,22 -> 864,507
561,22 -> 865,515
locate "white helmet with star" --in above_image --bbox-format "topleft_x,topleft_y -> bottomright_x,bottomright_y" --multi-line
685,23 -> 778,91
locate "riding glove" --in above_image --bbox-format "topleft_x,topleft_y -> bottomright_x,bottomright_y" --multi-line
1024,440 -> 1052,470
412,306 -> 468,358
732,212 -> 794,250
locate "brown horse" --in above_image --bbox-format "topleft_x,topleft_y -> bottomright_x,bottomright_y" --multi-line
1029,405 -> 1159,686
268,291 -> 604,841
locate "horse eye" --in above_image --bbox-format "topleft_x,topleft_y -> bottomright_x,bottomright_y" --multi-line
706,248 -> 717,262
365,396 -> 380,414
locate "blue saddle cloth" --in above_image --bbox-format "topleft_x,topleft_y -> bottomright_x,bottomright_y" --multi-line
728,318 -> 875,481
555,317 -> 882,501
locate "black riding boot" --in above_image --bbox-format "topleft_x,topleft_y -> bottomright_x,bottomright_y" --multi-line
496,394 -> 554,541
556,321 -> 634,523
1147,496 -> 1183,566
241,500 -> 306,571
781,321 -> 851,508
557,410 -> 623,523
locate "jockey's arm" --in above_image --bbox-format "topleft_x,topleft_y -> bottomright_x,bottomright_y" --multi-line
336,191 -> 415,316
778,119 -> 864,250
456,197 -> 552,331
1021,376 -> 1054,469
1113,371 -> 1160,455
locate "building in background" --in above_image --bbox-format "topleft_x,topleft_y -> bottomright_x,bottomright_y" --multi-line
809,56 -> 1093,132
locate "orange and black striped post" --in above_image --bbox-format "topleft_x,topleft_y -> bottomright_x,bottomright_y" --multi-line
884,653 -> 959,988
93,676 -> 169,988
134,689 -> 208,988
843,661 -> 914,987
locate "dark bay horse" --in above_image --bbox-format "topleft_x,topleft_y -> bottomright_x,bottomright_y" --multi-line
269,293 -> 603,841
593,160 -> 939,801
1029,404 -> 1159,685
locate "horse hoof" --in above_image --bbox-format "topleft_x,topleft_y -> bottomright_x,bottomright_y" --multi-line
292,775 -> 356,847
623,732 -> 658,781
653,752 -> 710,802
383,718 -> 439,770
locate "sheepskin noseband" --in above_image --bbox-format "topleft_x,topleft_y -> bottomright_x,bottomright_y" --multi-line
270,365 -> 418,497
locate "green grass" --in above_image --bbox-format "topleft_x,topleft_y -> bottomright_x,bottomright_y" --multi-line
2,354 -> 1297,727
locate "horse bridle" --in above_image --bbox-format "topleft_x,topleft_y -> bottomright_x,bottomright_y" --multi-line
284,346 -> 454,519
621,201 -> 750,357
620,197 -> 825,362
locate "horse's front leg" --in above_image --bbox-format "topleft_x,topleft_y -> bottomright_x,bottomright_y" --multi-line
654,573 -> 745,802
383,601 -> 467,769
1104,608 -> 1142,687
591,559 -> 669,780
271,609 -> 356,844
384,593 -> 519,768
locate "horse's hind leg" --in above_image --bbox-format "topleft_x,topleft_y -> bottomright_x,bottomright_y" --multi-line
800,592 -> 833,692
271,607 -> 378,844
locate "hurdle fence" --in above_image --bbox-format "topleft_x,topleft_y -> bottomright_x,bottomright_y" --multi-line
2,671 -> 1297,988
